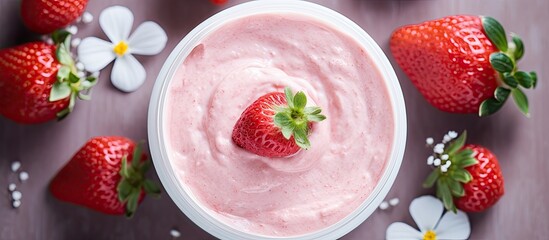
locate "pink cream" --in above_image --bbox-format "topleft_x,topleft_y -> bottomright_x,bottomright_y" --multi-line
165,13 -> 394,236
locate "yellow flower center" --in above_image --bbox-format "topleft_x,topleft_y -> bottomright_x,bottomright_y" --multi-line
423,230 -> 437,240
113,41 -> 129,56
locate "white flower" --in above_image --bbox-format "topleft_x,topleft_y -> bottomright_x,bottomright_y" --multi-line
78,6 -> 167,92
386,195 -> 470,240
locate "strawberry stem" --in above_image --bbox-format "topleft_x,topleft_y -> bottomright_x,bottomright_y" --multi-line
49,30 -> 98,120
273,87 -> 326,150
116,143 -> 161,218
422,131 -> 479,212
479,16 -> 536,117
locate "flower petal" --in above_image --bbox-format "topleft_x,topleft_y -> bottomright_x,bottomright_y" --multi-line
386,222 -> 423,240
100,6 -> 134,43
128,21 -> 168,55
111,54 -> 146,92
410,195 -> 443,232
435,210 -> 471,239
77,37 -> 115,72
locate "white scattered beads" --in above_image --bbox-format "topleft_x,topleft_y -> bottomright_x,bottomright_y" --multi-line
433,143 -> 445,154
170,229 -> 181,238
441,166 -> 448,173
441,154 -> 449,160
91,71 -> 100,78
443,134 -> 452,143
389,198 -> 400,206
11,161 -> 21,172
19,171 -> 29,182
75,62 -> 85,71
448,131 -> 458,139
427,156 -> 434,165
12,200 -> 21,208
66,25 -> 78,35
71,38 -> 82,48
46,38 -> 54,45
8,183 -> 16,192
77,71 -> 86,78
444,161 -> 452,168
426,137 -> 434,145
82,12 -> 94,23
433,158 -> 441,166
379,201 -> 389,210
11,191 -> 22,201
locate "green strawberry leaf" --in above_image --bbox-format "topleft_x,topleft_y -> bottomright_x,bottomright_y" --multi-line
125,191 -> 140,218
284,87 -> 294,108
445,131 -> 467,155
515,71 -> 533,88
502,72 -> 518,88
447,178 -> 465,197
479,98 -> 504,117
511,88 -> 529,117
422,170 -> 440,188
437,180 -> 457,213
490,52 -> 515,73
457,157 -> 479,168
131,143 -> 143,169
52,29 -> 71,45
50,82 -> 71,101
143,179 -> 161,197
494,87 -> 511,102
56,42 -> 73,66
57,65 -> 71,82
531,71 -> 538,88
293,91 -> 307,109
68,72 -> 80,84
117,180 -> 132,202
453,169 -> 473,183
511,33 -> 525,60
481,16 -> 508,52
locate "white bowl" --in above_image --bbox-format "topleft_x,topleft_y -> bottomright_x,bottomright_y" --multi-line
148,1 -> 407,239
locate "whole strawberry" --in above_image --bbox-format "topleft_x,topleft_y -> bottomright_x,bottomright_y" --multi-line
232,87 -> 326,158
21,0 -> 88,34
0,34 -> 96,124
391,15 -> 537,116
50,136 -> 160,217
423,131 -> 504,212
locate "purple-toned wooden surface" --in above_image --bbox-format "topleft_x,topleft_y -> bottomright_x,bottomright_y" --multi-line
0,0 -> 547,239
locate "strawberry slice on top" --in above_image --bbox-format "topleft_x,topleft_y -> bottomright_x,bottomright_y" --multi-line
232,87 -> 326,158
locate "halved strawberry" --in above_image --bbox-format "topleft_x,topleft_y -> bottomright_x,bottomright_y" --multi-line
232,87 -> 326,158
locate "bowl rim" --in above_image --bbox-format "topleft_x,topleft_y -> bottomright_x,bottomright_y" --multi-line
147,1 -> 407,239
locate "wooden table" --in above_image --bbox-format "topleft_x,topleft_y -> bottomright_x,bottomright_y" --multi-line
1,0 -> 547,239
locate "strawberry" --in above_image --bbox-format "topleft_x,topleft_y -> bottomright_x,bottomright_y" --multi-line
21,0 -> 88,34
423,131 -> 504,212
50,136 -> 160,217
0,33 -> 96,124
391,15 -> 537,117
232,87 -> 326,158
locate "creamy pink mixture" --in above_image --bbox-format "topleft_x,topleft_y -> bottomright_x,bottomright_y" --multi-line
165,13 -> 394,236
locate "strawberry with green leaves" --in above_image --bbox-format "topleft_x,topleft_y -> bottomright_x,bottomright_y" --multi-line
50,136 -> 160,217
0,31 -> 96,124
391,15 -> 537,117
423,131 -> 504,212
232,87 -> 326,158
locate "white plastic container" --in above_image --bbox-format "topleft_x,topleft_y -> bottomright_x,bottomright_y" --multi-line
148,1 -> 407,239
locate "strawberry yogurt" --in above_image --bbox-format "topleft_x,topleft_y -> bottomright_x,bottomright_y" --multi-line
164,13 -> 394,236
